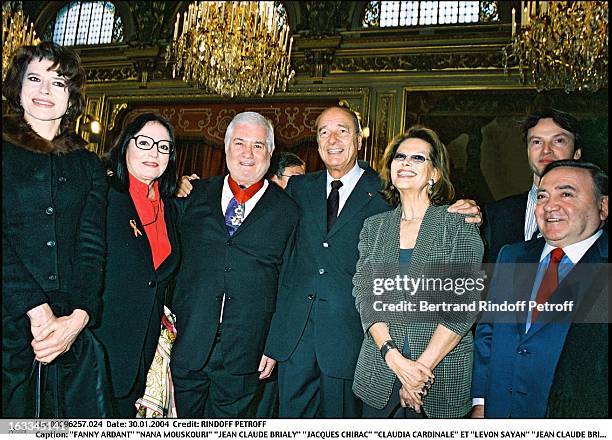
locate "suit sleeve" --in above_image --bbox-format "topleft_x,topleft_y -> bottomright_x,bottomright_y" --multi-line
352,219 -> 377,333
70,152 -> 107,326
471,245 -> 510,399
439,221 -> 484,337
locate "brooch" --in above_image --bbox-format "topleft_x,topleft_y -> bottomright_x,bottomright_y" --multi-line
129,219 -> 143,237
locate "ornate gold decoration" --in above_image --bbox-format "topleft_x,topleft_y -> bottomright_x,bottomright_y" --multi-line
165,1 -> 295,97
2,1 -> 40,81
503,1 -> 608,93
108,102 -> 128,131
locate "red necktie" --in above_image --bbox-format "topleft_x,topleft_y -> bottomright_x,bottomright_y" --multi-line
531,247 -> 565,323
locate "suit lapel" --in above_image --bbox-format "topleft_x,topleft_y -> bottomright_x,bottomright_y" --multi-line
523,233 -> 608,340
307,171 -> 328,237
208,176 -> 228,236
231,183 -> 277,238
514,239 -> 544,335
118,190 -> 155,271
327,166 -> 380,238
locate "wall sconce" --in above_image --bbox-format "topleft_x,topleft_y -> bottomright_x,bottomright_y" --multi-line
78,114 -> 103,145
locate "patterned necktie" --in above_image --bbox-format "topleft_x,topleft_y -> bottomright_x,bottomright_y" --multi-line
224,197 -> 243,236
531,247 -> 565,323
327,180 -> 343,231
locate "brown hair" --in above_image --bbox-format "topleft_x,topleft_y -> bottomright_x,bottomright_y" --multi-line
379,125 -> 455,207
3,41 -> 86,131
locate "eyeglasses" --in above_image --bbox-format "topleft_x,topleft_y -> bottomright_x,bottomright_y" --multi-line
393,153 -> 430,165
131,135 -> 174,154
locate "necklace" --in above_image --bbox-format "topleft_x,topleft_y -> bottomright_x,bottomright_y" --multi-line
401,216 -> 422,222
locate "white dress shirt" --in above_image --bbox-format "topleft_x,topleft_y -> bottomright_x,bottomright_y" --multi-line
326,161 -> 365,215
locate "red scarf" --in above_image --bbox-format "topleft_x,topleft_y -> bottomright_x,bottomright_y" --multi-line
228,176 -> 265,204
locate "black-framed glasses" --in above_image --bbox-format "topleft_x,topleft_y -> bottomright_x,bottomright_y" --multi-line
393,153 -> 430,165
131,135 -> 174,154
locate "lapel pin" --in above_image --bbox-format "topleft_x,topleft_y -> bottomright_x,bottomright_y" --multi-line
129,219 -> 143,237
367,192 -> 373,197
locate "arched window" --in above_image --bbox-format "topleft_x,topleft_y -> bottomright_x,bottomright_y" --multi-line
44,1 -> 123,46
363,1 -> 499,27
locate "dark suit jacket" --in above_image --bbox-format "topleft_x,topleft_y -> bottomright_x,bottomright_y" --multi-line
170,177 -> 298,374
482,191 -> 529,263
472,232 -> 608,418
93,184 -> 180,397
265,162 -> 391,379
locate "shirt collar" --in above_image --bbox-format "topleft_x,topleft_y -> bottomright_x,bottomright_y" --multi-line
128,173 -> 157,200
326,161 -> 361,188
540,229 -> 603,263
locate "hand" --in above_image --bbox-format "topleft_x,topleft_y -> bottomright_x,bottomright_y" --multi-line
447,199 -> 482,225
385,350 -> 434,390
471,404 -> 485,418
27,303 -> 56,341
399,385 -> 423,413
176,174 -> 199,197
31,309 -> 89,364
258,355 -> 276,380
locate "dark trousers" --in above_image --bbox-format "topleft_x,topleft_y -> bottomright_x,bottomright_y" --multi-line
277,315 -> 361,418
172,332 -> 259,418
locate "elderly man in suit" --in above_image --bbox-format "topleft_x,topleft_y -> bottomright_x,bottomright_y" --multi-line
471,160 -> 608,418
483,108 -> 582,263
264,105 -> 482,418
169,112 -> 299,418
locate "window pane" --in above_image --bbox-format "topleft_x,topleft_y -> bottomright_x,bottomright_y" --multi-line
51,1 -> 122,46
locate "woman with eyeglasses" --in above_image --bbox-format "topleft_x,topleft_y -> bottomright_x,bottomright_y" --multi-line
93,112 -> 180,417
352,126 -> 483,418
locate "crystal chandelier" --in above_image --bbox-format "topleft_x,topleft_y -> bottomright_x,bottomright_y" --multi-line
503,1 -> 608,93
2,2 -> 40,81
166,1 -> 295,98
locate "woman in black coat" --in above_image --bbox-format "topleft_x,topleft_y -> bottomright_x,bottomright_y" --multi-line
93,112 -> 179,417
2,42 -> 109,417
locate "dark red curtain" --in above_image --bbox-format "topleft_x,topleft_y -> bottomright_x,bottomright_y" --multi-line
175,139 -> 227,178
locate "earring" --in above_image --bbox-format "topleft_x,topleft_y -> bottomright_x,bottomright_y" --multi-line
428,178 -> 435,194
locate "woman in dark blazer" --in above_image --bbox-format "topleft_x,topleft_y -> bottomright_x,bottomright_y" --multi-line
2,42 -> 109,417
93,112 -> 179,417
352,126 -> 484,418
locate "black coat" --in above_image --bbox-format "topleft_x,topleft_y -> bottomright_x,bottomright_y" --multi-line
93,183 -> 179,398
2,116 -> 108,417
482,191 -> 529,263
265,163 -> 391,379
170,177 -> 299,374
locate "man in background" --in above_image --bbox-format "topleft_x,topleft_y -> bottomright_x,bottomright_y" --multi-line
268,151 -> 306,189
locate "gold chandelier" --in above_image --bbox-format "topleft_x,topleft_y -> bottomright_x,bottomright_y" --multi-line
165,1 -> 295,98
2,2 -> 40,81
503,1 -> 608,93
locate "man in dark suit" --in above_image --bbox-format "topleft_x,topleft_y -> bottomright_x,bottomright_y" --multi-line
265,105 -> 482,417
472,160 -> 608,418
483,109 -> 582,263
169,112 -> 299,418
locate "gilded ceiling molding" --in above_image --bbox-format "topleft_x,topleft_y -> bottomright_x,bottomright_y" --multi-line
108,102 -> 128,131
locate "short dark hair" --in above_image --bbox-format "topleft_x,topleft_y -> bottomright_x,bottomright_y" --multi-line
380,125 -> 455,207
3,42 -> 86,131
106,112 -> 177,198
520,108 -> 581,152
268,151 -> 305,178
315,106 -> 362,137
542,160 -> 608,198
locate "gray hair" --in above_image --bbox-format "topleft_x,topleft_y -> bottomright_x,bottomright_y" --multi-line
224,112 -> 275,154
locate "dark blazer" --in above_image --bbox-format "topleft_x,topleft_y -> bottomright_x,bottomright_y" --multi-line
471,232 -> 608,418
352,205 -> 483,417
482,191 -> 529,263
93,184 -> 180,397
170,176 -> 298,374
265,163 -> 390,379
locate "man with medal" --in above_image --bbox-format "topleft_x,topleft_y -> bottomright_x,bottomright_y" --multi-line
169,112 -> 299,418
